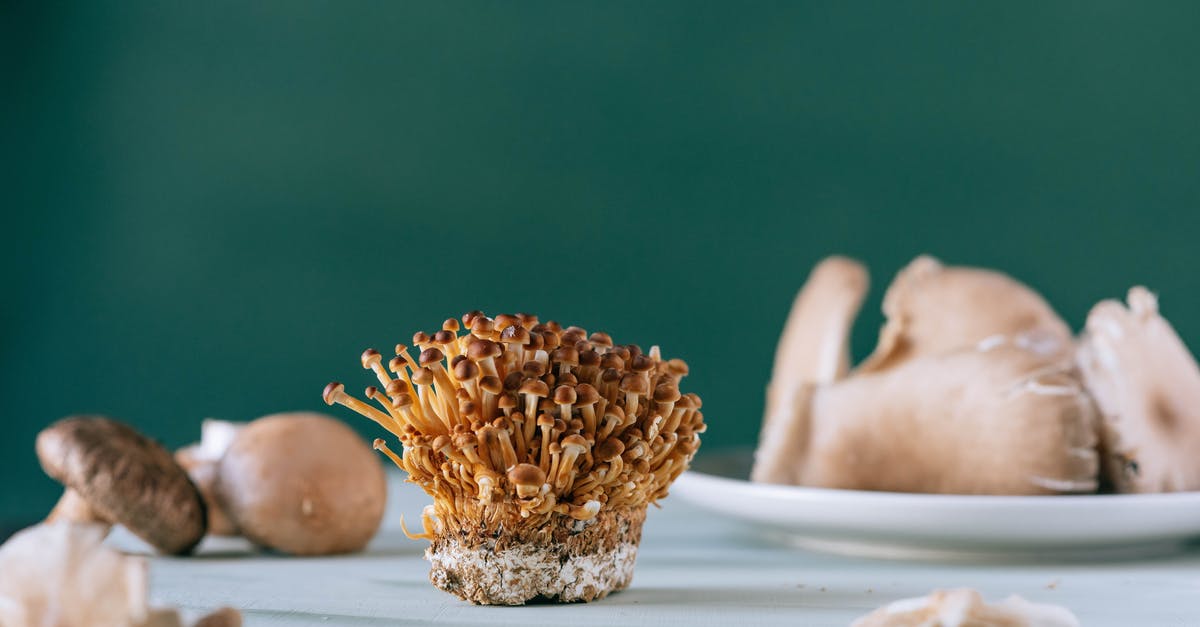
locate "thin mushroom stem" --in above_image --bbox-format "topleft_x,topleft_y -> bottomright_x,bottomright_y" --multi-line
45,489 -> 111,526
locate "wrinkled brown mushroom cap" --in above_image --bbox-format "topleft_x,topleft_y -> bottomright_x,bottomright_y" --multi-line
36,416 -> 207,555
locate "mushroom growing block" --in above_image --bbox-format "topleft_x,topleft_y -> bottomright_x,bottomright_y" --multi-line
324,313 -> 704,604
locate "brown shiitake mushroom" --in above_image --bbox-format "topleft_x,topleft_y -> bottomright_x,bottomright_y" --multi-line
1076,287 -> 1200,493
36,416 -> 207,555
214,412 -> 386,556
175,419 -> 244,537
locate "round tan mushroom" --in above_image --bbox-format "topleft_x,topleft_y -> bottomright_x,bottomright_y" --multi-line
1076,286 -> 1200,492
214,412 -> 386,555
36,416 -> 207,555
858,254 -> 1073,373
175,419 -> 244,537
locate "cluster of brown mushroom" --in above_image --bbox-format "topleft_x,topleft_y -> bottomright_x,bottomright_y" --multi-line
755,255 -> 1200,496
324,311 -> 704,604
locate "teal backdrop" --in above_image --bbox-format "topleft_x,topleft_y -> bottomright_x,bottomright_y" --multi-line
4,2 -> 1200,526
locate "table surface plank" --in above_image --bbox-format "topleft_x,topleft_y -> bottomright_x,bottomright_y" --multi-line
123,473 -> 1200,626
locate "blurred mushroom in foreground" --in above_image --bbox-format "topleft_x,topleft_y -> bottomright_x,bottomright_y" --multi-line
0,522 -> 240,627
36,416 -> 208,554
324,312 -> 704,604
852,588 -> 1079,627
214,412 -> 387,555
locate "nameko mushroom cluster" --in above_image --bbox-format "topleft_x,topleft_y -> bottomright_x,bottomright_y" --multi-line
324,312 -> 704,605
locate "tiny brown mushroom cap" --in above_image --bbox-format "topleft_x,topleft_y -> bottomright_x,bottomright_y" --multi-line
554,385 -> 578,405
560,434 -> 590,455
507,463 -> 547,499
467,339 -> 503,360
519,379 -> 551,397
215,412 -> 386,556
653,385 -> 682,403
453,359 -> 480,381
619,373 -> 650,394
420,347 -> 446,367
360,349 -> 382,369
479,375 -> 504,395
595,437 -> 626,462
322,382 -> 345,405
576,383 -> 601,406
36,416 -> 208,555
411,367 -> 435,386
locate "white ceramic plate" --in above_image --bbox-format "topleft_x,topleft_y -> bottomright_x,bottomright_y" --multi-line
672,452 -> 1200,561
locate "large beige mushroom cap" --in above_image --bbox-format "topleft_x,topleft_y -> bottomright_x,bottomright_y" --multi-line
852,588 -> 1079,627
859,255 -> 1073,373
800,338 -> 1098,494
215,412 -> 387,555
1077,287 -> 1200,492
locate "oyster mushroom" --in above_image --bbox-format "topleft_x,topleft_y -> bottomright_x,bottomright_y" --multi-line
1076,287 -> 1200,492
753,256 -> 1096,494
858,255 -> 1073,373
36,416 -> 207,555
852,588 -> 1079,627
0,522 -> 240,627
214,412 -> 387,555
755,256 -> 868,484
175,419 -> 244,537
799,339 -> 1098,494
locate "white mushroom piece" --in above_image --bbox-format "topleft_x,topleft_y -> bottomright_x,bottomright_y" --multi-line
175,419 -> 244,537
1077,287 -> 1200,492
0,522 -> 241,627
214,412 -> 387,555
36,416 -> 208,554
753,255 -> 1099,494
852,588 -> 1079,627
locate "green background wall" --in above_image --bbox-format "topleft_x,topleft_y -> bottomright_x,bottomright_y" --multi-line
4,2 -> 1200,526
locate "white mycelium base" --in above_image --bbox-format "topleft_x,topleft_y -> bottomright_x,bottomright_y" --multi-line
426,507 -> 645,605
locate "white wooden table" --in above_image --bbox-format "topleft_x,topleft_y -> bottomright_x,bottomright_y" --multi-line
130,472 -> 1200,626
